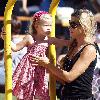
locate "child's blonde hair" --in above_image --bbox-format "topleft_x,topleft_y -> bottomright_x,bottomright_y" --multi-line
28,11 -> 52,35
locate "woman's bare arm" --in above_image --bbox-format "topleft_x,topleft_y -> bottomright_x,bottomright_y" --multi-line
38,45 -> 96,83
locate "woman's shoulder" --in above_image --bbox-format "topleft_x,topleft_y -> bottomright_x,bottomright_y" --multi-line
82,44 -> 96,53
80,44 -> 96,59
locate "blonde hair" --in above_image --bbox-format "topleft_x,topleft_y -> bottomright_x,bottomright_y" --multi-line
79,9 -> 97,37
28,12 -> 52,35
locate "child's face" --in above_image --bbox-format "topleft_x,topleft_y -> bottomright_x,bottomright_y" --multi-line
35,14 -> 52,36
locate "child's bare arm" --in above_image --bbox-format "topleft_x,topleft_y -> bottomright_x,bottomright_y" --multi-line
11,40 -> 27,52
11,35 -> 34,52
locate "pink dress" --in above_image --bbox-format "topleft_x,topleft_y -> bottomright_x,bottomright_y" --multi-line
13,41 -> 50,100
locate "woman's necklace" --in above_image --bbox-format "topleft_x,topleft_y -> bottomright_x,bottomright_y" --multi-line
64,39 -> 78,60
67,39 -> 78,56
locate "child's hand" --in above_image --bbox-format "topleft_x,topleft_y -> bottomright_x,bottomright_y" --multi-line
0,27 -> 6,40
32,56 -> 50,67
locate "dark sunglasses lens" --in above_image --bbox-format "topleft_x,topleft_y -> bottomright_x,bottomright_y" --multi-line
69,21 -> 79,28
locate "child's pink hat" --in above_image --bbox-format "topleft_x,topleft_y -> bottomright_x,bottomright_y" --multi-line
33,11 -> 49,22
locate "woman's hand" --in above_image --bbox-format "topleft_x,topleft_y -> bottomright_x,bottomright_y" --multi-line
57,54 -> 66,69
32,56 -> 50,67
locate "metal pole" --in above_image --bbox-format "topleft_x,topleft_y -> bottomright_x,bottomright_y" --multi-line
4,0 -> 16,100
49,0 -> 60,100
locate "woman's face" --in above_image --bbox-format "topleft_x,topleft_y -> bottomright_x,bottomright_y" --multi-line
69,17 -> 83,39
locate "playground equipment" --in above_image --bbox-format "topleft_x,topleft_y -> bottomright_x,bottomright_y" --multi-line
4,0 -> 16,100
4,0 -> 60,100
49,1 -> 60,100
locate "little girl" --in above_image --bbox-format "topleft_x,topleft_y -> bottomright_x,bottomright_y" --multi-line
11,11 -> 70,100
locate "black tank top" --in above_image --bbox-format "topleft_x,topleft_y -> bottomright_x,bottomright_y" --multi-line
62,44 -> 97,98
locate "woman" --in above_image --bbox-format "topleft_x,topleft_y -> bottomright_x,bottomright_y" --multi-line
0,16 -> 27,93
35,9 -> 97,100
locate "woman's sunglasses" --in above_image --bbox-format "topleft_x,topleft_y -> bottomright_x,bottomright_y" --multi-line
69,20 -> 81,29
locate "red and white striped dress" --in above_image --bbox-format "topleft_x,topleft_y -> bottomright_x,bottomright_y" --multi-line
13,41 -> 50,100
